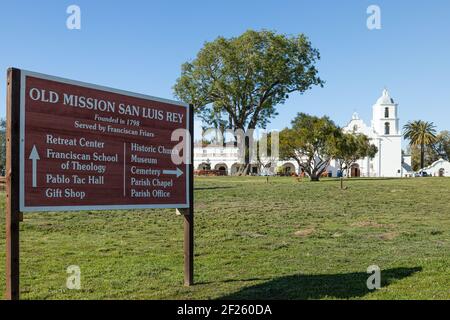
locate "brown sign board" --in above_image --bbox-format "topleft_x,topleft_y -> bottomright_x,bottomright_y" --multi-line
18,70 -> 191,212
5,69 -> 194,300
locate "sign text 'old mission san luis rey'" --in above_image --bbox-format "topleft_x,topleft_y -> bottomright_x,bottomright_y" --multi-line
21,70 -> 190,211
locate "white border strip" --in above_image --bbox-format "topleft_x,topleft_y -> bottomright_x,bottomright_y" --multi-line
19,69 -> 190,213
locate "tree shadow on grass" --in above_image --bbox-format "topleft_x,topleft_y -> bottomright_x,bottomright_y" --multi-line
218,267 -> 422,300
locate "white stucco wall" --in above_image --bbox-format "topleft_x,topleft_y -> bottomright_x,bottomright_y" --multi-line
378,135 -> 403,177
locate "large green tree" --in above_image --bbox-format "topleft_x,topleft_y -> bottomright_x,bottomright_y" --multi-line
333,133 -> 377,189
174,30 -> 324,173
403,120 -> 437,171
279,113 -> 341,181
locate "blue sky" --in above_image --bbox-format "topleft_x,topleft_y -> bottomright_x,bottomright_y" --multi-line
1,0 -> 449,137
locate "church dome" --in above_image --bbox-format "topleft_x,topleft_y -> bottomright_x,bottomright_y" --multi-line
376,89 -> 395,105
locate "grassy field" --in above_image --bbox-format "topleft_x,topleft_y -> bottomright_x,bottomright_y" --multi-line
0,176 -> 449,300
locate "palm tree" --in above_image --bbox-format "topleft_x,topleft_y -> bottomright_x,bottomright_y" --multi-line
403,120 -> 437,170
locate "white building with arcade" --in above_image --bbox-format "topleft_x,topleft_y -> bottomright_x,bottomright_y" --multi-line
194,89 -> 411,178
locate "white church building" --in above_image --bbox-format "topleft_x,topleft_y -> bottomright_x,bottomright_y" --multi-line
194,89 -> 412,177
328,89 -> 407,177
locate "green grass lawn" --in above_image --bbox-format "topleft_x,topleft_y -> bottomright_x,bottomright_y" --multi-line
1,176 -> 449,300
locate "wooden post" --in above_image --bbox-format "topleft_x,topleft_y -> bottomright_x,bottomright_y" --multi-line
176,207 -> 193,286
184,212 -> 193,286
184,104 -> 194,286
5,68 -> 21,300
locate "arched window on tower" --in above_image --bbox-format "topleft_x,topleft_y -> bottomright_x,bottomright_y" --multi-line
385,107 -> 389,118
384,122 -> 390,135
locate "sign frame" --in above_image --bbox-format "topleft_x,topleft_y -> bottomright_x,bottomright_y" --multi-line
18,69 -> 191,212
5,68 -> 195,300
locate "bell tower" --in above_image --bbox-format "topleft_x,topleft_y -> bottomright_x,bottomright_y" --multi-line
371,89 -> 400,135
371,88 -> 402,177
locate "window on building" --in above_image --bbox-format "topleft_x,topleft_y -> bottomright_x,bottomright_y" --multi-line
384,122 -> 390,135
385,107 -> 389,118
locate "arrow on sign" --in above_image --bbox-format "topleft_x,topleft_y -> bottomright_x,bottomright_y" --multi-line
29,145 -> 40,188
163,167 -> 183,178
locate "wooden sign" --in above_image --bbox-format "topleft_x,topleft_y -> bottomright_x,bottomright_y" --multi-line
20,70 -> 190,211
5,68 -> 194,300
